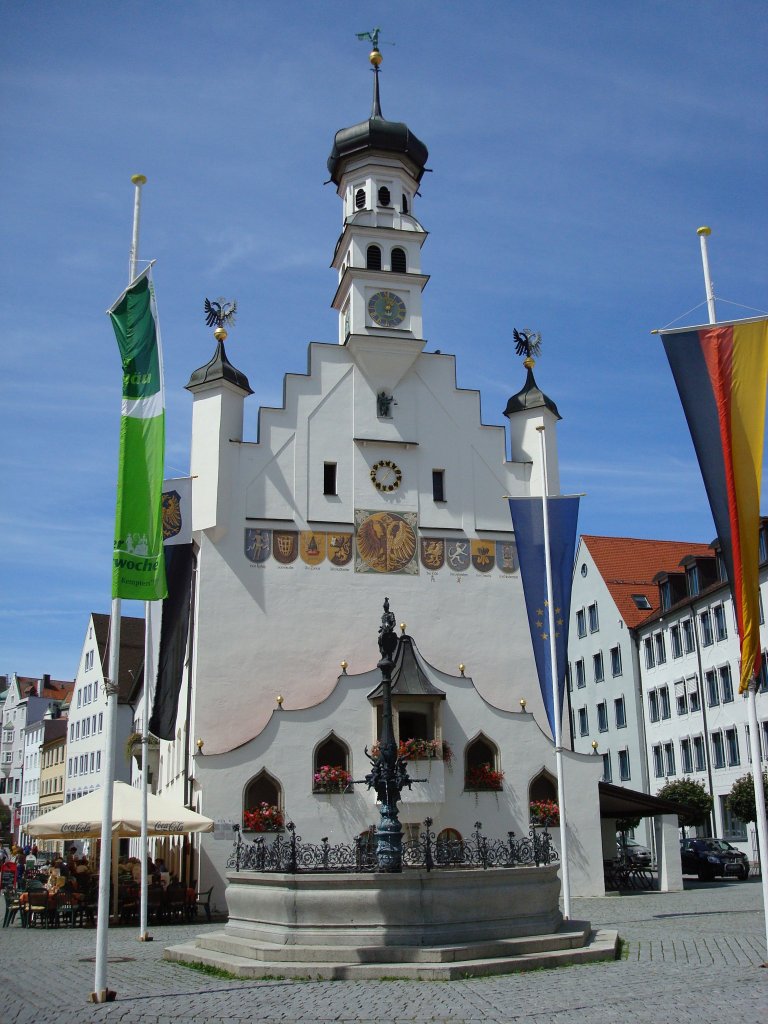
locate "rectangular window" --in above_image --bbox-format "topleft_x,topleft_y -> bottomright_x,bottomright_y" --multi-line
682,619 -> 695,654
688,677 -> 701,713
89,752 -> 95,771
644,637 -> 655,669
699,611 -> 713,647
94,680 -> 98,699
618,748 -> 631,781
720,796 -> 747,841
681,737 -> 693,774
671,624 -> 682,659
323,462 -> 337,496
567,663 -> 573,692
576,608 -> 586,638
760,528 -> 768,563
432,469 -> 445,502
597,702 -> 608,732
719,665 -> 734,703
601,752 -> 612,783
713,604 -> 728,641
610,645 -> 622,677
593,652 -> 604,683
98,713 -> 103,732
96,751 -> 101,771
706,669 -> 719,707
693,735 -> 706,771
725,727 -> 740,766
575,659 -> 586,688
659,686 -> 671,720
762,721 -> 768,761
77,690 -> 82,708
652,744 -> 664,778
75,722 -> 80,740
648,690 -> 659,723
711,732 -> 725,769
578,707 -> 589,737
664,741 -> 676,776
655,632 -> 667,665
588,603 -> 599,633
660,580 -> 672,611
614,697 -> 627,729
676,688 -> 688,716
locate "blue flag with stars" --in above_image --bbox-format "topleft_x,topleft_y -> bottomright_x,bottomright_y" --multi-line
508,496 -> 580,735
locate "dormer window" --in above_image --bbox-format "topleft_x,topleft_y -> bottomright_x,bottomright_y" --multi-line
355,188 -> 366,210
391,247 -> 407,273
366,244 -> 382,270
377,185 -> 391,206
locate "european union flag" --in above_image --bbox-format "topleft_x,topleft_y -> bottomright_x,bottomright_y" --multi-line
508,496 -> 580,736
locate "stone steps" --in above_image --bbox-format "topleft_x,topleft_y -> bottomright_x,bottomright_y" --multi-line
164,926 -> 619,980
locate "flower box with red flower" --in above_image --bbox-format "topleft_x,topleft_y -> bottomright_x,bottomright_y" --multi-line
243,803 -> 284,832
465,763 -> 504,791
313,765 -> 353,794
529,799 -> 559,827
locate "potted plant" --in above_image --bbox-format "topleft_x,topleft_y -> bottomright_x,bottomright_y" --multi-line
243,802 -> 284,832
313,764 -> 353,794
370,738 -> 453,763
124,730 -> 160,767
465,763 -> 504,791
530,798 -> 560,827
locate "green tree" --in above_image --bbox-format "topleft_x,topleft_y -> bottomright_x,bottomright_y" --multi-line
657,778 -> 713,832
727,771 -> 768,824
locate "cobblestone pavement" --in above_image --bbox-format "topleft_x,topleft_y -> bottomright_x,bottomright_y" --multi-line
1,880 -> 766,1023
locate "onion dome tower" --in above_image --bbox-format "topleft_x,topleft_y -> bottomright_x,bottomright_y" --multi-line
328,43 -> 430,391
504,339 -> 562,496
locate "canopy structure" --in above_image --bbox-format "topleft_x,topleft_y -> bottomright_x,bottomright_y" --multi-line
25,781 -> 214,839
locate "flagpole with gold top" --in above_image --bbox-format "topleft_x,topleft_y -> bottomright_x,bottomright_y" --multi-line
698,227 -> 768,961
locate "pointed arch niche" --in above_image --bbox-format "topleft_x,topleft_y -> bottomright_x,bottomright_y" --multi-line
312,732 -> 352,794
464,733 -> 503,791
243,769 -> 283,832
528,768 -> 558,804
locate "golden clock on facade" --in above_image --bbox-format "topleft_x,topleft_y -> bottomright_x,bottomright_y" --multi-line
368,290 -> 406,327
370,459 -> 403,493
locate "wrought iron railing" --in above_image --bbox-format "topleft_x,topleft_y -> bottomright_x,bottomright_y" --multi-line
227,818 -> 559,874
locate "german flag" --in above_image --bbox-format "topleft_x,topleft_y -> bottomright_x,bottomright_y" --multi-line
661,318 -> 768,692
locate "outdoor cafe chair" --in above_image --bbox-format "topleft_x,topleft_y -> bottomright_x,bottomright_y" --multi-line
26,890 -> 53,928
2,887 -> 22,927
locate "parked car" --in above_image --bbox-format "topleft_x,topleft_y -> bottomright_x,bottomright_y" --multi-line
616,838 -> 652,867
680,837 -> 749,881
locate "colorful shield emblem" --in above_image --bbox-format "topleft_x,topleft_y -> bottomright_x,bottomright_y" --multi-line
446,538 -> 471,573
355,509 -> 418,574
471,539 -> 495,573
161,490 -> 182,542
273,531 -> 298,564
327,533 -> 353,566
496,540 -> 517,573
244,528 -> 271,563
300,532 -> 326,565
420,537 -> 445,571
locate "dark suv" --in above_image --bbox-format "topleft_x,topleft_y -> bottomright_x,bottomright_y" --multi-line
680,838 -> 749,881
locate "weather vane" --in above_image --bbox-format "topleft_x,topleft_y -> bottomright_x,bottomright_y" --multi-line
204,297 -> 237,340
356,26 -> 393,64
513,328 -> 542,367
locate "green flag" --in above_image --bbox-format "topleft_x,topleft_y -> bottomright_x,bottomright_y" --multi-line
108,266 -> 167,601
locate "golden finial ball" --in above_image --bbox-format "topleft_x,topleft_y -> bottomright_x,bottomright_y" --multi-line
697,225 -> 712,236
591,740 -> 599,751
458,663 -> 465,676
131,174 -> 147,186
276,694 -> 284,706
340,660 -> 348,672
370,49 -> 382,66
400,622 -> 406,634
523,357 -> 535,370
519,698 -> 527,711
195,738 -> 204,752
214,326 -> 228,342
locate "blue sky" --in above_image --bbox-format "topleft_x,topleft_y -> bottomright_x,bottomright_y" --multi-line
1,1 -> 766,680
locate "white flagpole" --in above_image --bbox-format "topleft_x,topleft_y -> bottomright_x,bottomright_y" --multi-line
536,425 -> 572,920
697,226 -> 768,959
92,173 -> 149,1003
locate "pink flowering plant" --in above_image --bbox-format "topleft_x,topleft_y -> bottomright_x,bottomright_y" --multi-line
465,763 -> 504,791
530,799 -> 560,827
370,738 -> 453,763
313,764 -> 353,794
243,802 -> 284,832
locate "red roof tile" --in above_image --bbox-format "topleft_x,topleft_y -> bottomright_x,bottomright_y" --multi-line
582,535 -> 714,628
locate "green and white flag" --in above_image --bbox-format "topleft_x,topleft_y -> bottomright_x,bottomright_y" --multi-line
108,266 -> 167,601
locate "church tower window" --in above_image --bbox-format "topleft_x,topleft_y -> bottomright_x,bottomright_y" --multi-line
391,247 -> 407,273
402,193 -> 409,214
366,244 -> 382,270
377,185 -> 391,206
355,187 -> 366,210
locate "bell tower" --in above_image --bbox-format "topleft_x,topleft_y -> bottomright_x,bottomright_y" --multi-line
327,44 -> 429,387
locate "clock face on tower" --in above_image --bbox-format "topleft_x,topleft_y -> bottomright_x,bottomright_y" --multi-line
368,290 -> 406,328
370,459 -> 403,493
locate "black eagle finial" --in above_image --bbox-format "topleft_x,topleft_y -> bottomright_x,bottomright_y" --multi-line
513,328 -> 542,361
204,297 -> 237,330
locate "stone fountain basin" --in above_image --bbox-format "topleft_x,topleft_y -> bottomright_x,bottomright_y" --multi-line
223,864 -> 562,947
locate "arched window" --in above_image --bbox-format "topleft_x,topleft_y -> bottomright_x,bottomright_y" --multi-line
313,733 -> 351,793
464,734 -> 503,791
366,244 -> 382,270
402,193 -> 409,214
529,769 -> 557,804
355,188 -> 366,210
243,769 -> 283,831
391,247 -> 407,273
378,185 -> 391,206
529,769 -> 559,826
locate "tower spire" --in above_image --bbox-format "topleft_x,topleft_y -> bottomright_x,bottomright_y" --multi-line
356,27 -> 384,117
